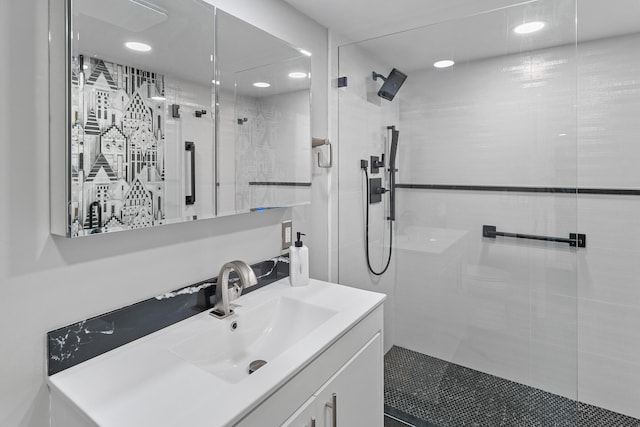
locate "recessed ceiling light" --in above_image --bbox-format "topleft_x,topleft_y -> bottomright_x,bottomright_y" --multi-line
253,82 -> 271,88
211,80 -> 220,85
299,49 -> 312,57
434,60 -> 455,68
288,72 -> 308,79
125,41 -> 152,52
514,21 -> 545,34
151,96 -> 166,101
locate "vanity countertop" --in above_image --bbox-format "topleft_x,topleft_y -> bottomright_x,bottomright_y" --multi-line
47,279 -> 385,427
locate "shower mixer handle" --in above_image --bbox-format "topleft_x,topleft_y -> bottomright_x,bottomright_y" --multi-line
370,154 -> 385,174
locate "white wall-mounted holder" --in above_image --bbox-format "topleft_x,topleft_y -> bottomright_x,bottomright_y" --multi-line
312,138 -> 332,169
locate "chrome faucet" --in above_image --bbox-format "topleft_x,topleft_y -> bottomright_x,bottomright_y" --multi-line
210,260 -> 258,319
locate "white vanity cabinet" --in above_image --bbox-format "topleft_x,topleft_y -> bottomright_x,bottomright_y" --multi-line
282,334 -> 383,427
236,305 -> 383,427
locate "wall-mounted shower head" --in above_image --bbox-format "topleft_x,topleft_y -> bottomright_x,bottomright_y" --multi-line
372,68 -> 407,101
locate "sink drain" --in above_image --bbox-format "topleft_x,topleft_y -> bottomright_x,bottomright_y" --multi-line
248,359 -> 267,374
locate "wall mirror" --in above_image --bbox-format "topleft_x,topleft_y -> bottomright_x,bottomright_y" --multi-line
51,0 -> 216,237
50,2 -> 311,237
215,11 -> 312,216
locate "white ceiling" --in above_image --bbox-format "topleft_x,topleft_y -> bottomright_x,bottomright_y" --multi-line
337,0 -> 579,73
284,0 -> 640,50
216,11 -> 310,96
74,0 -> 307,95
75,0 -> 215,86
284,0 -> 527,43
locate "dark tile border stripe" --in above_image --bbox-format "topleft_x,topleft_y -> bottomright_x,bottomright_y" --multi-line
47,256 -> 289,376
396,184 -> 640,196
249,182 -> 312,187
578,188 -> 640,196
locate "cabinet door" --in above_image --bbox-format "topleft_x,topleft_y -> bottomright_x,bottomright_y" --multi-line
281,396 -> 317,427
315,333 -> 383,427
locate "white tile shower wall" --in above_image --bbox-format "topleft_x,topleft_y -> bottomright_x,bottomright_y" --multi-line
399,45 -> 577,187
393,190 -> 578,399
0,1 -> 327,426
576,195 -> 640,418
574,35 -> 640,417
337,42 -> 400,351
578,34 -> 640,188
232,90 -> 311,211
394,33 -> 640,419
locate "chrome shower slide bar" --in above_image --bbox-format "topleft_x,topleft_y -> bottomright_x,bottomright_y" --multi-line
482,225 -> 586,248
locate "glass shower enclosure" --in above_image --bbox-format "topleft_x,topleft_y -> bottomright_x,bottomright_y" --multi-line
338,0 -> 581,424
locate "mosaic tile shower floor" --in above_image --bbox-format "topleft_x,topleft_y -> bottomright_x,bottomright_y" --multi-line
384,346 -> 640,427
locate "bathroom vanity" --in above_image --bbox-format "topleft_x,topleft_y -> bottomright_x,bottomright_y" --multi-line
47,279 -> 385,426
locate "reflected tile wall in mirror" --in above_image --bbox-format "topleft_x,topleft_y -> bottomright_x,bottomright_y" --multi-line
215,11 -> 312,216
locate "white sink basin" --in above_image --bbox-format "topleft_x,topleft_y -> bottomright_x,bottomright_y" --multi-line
170,296 -> 337,383
48,280 -> 386,427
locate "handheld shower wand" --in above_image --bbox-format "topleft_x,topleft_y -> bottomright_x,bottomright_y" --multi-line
362,125 -> 400,276
388,126 -> 399,221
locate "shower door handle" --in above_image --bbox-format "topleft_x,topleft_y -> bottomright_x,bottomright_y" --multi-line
185,141 -> 196,205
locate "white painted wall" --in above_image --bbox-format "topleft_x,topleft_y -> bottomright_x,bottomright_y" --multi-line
0,1 -> 327,426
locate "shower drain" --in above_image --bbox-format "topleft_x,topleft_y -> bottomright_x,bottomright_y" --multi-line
248,359 -> 267,374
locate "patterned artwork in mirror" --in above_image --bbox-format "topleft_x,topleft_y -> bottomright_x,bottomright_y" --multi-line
70,56 -> 166,236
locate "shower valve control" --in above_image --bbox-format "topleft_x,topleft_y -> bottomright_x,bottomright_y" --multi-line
369,178 -> 384,203
370,155 -> 385,174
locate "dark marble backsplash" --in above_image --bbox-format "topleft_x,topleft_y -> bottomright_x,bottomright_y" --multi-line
47,256 -> 289,376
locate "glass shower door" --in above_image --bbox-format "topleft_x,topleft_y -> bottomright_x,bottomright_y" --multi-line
338,1 -> 579,425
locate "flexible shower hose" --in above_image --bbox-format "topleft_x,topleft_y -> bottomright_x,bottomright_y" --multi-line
362,167 -> 393,276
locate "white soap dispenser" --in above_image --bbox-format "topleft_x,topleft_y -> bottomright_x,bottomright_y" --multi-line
290,232 -> 309,287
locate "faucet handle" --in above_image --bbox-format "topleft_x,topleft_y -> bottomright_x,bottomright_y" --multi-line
211,260 -> 257,318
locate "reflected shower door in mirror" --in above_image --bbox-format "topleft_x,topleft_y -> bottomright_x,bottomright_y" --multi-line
215,11 -> 312,216
55,0 -> 216,237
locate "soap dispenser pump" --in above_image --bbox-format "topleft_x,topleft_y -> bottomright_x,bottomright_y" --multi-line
290,232 -> 309,287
